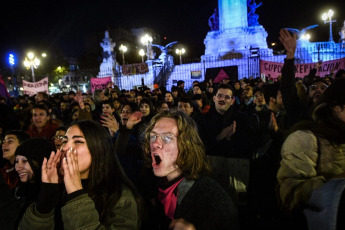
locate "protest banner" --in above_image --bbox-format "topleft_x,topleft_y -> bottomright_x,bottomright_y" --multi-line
90,76 -> 111,93
22,77 -> 49,96
122,63 -> 149,75
260,57 -> 345,79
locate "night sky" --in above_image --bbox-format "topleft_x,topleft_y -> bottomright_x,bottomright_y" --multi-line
0,0 -> 344,69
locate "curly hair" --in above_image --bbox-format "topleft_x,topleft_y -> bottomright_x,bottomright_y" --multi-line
141,109 -> 210,180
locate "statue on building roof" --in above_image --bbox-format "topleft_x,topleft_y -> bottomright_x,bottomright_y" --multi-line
208,8 -> 219,31
247,0 -> 262,27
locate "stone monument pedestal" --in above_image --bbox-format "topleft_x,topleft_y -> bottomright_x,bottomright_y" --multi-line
204,25 -> 272,59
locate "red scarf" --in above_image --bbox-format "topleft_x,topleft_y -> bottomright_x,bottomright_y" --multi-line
158,177 -> 184,219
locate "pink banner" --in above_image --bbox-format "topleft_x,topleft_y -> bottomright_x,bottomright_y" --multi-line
22,77 -> 49,96
260,58 -> 345,79
90,76 -> 111,93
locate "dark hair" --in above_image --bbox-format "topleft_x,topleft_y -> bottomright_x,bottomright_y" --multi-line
69,120 -> 141,222
142,110 -> 210,180
32,104 -> 50,115
139,97 -> 155,114
56,126 -> 67,132
335,69 -> 345,80
214,84 -> 234,96
4,130 -> 30,144
102,100 -> 114,109
178,97 -> 193,107
120,101 -> 139,113
262,82 -> 280,105
171,86 -> 178,92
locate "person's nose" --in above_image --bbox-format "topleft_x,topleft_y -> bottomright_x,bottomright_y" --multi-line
152,136 -> 163,149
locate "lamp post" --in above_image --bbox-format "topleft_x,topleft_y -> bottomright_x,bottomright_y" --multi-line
140,34 -> 153,60
23,52 -> 40,82
139,49 -> 145,63
322,9 -> 336,42
119,44 -> 127,65
176,48 -> 185,65
300,33 -> 311,40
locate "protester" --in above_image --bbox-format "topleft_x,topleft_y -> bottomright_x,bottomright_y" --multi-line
0,130 -> 30,191
277,79 -> 345,229
142,110 -> 239,230
18,120 -> 142,229
0,138 -> 53,229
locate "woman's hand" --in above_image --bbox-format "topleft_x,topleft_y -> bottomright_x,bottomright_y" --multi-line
101,113 -> 119,135
126,111 -> 143,130
61,148 -> 83,194
74,91 -> 85,110
42,150 -> 62,184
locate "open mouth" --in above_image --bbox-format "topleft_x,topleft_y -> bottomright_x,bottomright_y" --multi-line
154,154 -> 161,165
218,101 -> 225,105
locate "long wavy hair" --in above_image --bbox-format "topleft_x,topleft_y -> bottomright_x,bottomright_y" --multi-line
70,120 -> 142,223
141,110 -> 210,180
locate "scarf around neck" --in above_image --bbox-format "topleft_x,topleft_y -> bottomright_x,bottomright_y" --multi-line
157,177 -> 184,219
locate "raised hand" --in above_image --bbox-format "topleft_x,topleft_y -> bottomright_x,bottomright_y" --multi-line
61,148 -> 83,194
279,29 -> 297,59
101,113 -> 119,135
126,111 -> 143,130
42,150 -> 62,184
74,91 -> 85,110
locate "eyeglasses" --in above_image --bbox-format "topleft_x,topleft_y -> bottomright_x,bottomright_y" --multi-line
309,85 -> 328,91
52,135 -> 64,141
150,133 -> 176,144
216,94 -> 233,100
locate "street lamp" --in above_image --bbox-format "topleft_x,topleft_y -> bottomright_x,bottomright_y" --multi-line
176,48 -> 185,65
322,9 -> 336,42
23,52 -> 40,82
119,44 -> 127,65
139,49 -> 145,63
300,33 -> 311,40
140,34 -> 153,60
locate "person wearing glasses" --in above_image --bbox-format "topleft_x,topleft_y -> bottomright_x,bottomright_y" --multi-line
279,29 -> 329,129
198,84 -> 257,226
52,126 -> 67,151
142,110 -> 239,230
277,78 -> 345,229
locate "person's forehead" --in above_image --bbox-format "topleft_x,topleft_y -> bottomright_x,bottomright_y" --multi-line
33,108 -> 47,114
217,88 -> 232,95
314,81 -> 327,86
153,117 -> 178,134
179,102 -> 190,107
4,135 -> 19,141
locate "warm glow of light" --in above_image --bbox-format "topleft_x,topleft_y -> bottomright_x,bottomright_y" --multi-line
176,48 -> 186,55
119,44 -> 128,53
139,49 -> 145,56
140,34 -> 153,45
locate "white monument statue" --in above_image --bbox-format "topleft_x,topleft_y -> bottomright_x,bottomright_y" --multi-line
204,0 -> 272,58
97,31 -> 117,78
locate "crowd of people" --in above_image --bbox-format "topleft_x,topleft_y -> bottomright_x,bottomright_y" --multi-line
1,29 -> 345,230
